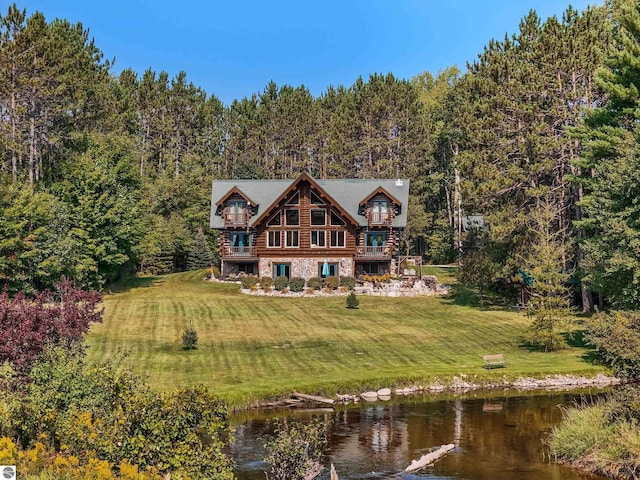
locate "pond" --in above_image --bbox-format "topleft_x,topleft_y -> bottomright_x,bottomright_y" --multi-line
231,390 -> 607,480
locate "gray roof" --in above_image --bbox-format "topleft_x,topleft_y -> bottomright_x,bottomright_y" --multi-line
210,177 -> 410,229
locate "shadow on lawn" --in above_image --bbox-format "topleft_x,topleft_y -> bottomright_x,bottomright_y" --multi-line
105,275 -> 163,294
442,283 -> 511,311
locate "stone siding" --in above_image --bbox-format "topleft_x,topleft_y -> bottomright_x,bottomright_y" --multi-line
259,257 -> 354,279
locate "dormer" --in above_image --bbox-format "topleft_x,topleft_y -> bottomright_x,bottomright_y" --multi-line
359,187 -> 402,226
215,187 -> 256,227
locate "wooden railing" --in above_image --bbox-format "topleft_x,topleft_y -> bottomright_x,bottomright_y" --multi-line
370,212 -> 390,224
357,246 -> 390,257
225,246 -> 256,257
225,213 -> 247,225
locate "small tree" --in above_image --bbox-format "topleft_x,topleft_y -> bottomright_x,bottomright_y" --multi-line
522,200 -> 573,352
346,291 -> 359,309
182,324 -> 198,350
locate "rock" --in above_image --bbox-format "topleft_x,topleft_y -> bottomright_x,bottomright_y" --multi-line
361,391 -> 378,401
376,388 -> 391,396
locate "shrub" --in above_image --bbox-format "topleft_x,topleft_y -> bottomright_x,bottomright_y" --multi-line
340,276 -> 356,290
584,311 -> 640,379
264,419 -> 329,480
260,276 -> 274,289
207,266 -> 221,279
12,348 -> 235,479
307,277 -> 322,290
324,276 -> 340,290
274,276 -> 289,291
241,275 -> 259,289
182,324 -> 198,350
346,291 -> 359,309
289,277 -> 305,293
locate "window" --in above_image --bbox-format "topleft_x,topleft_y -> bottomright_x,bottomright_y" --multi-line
330,230 -> 345,247
268,230 -> 281,247
230,233 -> 251,247
226,200 -> 246,223
365,232 -> 386,247
266,211 -> 281,226
311,209 -> 326,225
371,200 -> 389,223
311,230 -> 325,248
273,263 -> 290,279
330,211 -> 346,226
318,262 -> 339,278
285,192 -> 300,205
285,209 -> 299,226
310,190 -> 325,205
285,230 -> 299,247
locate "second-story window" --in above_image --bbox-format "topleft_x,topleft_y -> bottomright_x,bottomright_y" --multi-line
268,230 -> 281,247
330,230 -> 345,247
286,230 -> 299,247
311,230 -> 325,247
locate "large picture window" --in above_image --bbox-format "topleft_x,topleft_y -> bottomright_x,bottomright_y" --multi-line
268,230 -> 281,247
285,209 -> 300,226
285,230 -> 299,247
311,209 -> 326,226
330,230 -> 345,247
311,230 -> 325,248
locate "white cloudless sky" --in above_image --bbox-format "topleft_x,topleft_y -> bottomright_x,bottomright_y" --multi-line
13,0 -> 603,104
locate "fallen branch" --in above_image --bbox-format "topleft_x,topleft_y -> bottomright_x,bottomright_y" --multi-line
404,443 -> 455,473
292,391 -> 335,405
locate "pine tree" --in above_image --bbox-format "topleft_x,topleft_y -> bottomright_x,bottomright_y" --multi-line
187,227 -> 213,271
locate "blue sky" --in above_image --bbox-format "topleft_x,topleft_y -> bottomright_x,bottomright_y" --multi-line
13,0 -> 602,105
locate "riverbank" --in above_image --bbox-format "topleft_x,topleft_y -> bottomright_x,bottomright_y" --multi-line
549,385 -> 640,480
254,373 -> 620,408
89,269 -> 609,408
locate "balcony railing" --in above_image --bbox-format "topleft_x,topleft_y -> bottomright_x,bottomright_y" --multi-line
225,246 -> 256,257
225,213 -> 247,225
357,246 -> 390,257
370,213 -> 390,224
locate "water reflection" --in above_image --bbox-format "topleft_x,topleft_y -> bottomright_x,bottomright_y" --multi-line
231,391 -> 607,480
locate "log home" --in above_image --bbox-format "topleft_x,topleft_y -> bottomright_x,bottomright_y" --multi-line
209,173 -> 410,279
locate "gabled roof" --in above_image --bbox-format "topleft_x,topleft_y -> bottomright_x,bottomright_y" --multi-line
210,174 -> 410,229
251,172 -> 360,227
358,186 -> 402,207
214,186 -> 256,207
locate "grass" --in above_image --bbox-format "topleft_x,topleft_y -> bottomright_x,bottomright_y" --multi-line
86,269 -> 606,407
550,403 -> 640,479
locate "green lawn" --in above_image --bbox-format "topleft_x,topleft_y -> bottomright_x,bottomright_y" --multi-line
86,270 -> 605,406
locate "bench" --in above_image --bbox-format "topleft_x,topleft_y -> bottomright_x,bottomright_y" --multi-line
483,354 -> 507,369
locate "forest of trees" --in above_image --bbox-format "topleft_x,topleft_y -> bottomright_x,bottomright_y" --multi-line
1,0 -> 639,314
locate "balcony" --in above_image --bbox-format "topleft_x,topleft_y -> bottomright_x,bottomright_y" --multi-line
356,246 -> 391,258
370,212 -> 390,225
224,246 -> 256,257
225,212 -> 247,226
